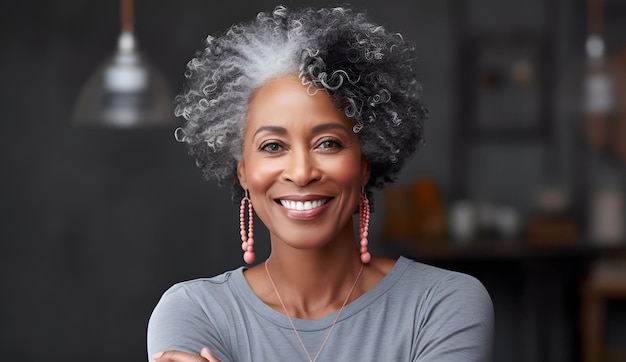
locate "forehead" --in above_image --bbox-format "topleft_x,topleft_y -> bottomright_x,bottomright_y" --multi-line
246,75 -> 351,131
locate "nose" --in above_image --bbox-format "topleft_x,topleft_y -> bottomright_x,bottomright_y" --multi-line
282,148 -> 321,186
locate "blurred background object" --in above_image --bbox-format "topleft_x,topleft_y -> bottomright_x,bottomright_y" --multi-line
72,0 -> 174,127
525,179 -> 578,246
411,178 -> 448,241
582,0 -> 615,153
611,46 -> 626,166
1,0 -> 626,361
448,199 -> 478,243
581,256 -> 626,362
589,168 -> 625,244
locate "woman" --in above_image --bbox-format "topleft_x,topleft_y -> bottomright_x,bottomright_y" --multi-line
149,5 -> 493,362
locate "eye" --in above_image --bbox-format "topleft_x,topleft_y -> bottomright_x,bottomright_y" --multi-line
317,138 -> 344,150
260,142 -> 283,153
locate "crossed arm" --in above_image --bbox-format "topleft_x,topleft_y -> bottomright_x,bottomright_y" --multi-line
152,347 -> 221,362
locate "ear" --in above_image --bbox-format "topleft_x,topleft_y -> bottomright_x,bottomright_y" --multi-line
237,160 -> 248,190
360,155 -> 371,188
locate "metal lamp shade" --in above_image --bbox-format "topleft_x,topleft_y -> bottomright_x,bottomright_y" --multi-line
72,32 -> 174,128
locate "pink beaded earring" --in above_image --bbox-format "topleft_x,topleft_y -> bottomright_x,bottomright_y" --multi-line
240,190 -> 255,264
359,190 -> 371,264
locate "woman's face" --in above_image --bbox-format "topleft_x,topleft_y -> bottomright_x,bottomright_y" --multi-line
237,75 -> 370,252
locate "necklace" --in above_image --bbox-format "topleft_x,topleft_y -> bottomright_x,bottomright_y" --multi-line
264,260 -> 364,362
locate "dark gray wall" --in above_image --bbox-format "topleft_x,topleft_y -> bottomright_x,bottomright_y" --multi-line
2,0 -> 621,361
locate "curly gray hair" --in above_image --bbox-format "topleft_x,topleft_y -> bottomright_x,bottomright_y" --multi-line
175,5 -> 427,201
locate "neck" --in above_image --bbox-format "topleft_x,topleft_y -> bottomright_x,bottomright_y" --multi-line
261,217 -> 366,319
264,258 -> 365,362
265,255 -> 363,320
270,218 -> 361,282
264,234 -> 364,318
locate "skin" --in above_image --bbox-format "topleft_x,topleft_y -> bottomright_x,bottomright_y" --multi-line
239,75 -> 396,319
154,75 -> 396,361
153,348 -> 219,362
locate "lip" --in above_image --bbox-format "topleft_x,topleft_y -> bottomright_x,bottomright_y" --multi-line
275,195 -> 333,220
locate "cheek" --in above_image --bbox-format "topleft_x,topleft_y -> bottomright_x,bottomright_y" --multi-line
327,154 -> 363,185
244,158 -> 280,193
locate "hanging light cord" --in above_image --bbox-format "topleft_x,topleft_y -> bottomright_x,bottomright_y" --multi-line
587,0 -> 603,35
121,0 -> 134,33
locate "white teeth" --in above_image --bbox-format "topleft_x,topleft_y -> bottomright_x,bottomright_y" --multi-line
280,199 -> 327,210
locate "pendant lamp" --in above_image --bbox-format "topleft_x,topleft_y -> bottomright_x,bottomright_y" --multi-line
72,0 -> 174,128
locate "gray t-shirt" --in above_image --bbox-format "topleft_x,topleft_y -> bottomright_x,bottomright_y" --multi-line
147,256 -> 493,361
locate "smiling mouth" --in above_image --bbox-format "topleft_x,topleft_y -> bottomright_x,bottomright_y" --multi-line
278,198 -> 330,211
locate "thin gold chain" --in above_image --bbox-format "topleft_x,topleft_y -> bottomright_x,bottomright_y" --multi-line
264,260 -> 364,362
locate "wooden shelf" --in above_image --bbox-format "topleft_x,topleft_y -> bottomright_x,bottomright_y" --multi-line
385,239 -> 626,262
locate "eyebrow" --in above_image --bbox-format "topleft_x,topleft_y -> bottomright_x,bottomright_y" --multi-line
252,123 -> 350,137
311,123 -> 350,133
253,126 -> 286,137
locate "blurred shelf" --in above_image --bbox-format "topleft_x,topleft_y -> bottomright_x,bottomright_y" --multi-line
385,239 -> 626,262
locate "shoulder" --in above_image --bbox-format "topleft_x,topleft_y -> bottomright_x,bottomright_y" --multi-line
148,269 -> 245,359
152,268 -> 245,316
396,257 -> 494,360
164,269 -> 236,293
394,256 -> 493,321
402,257 -> 490,297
